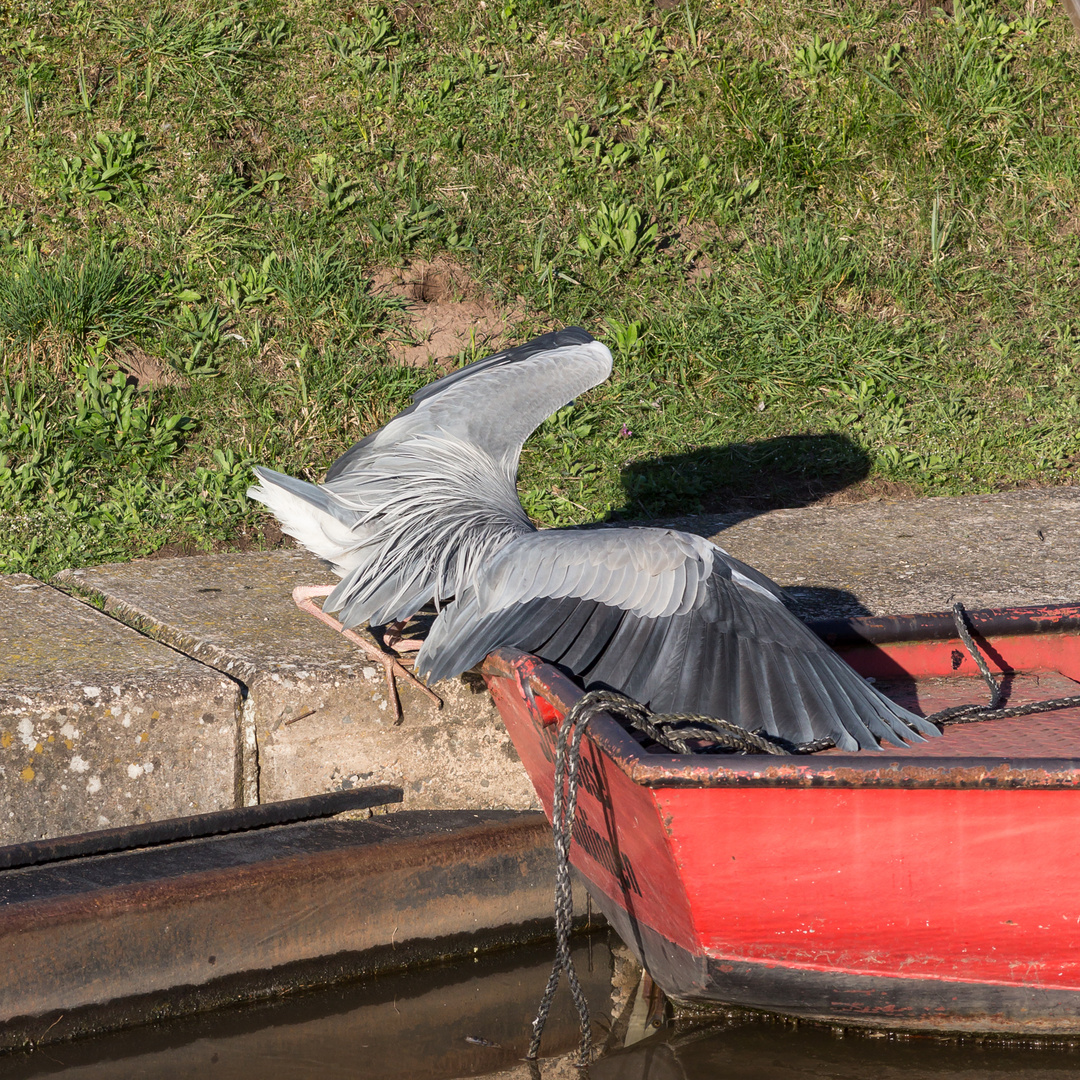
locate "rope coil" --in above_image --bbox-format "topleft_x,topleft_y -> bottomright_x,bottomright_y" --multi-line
925,603 -> 1080,726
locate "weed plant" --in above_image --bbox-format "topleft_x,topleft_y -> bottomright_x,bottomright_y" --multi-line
0,0 -> 1078,576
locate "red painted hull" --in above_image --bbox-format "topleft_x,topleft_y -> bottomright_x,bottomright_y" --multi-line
482,604 -> 1080,1034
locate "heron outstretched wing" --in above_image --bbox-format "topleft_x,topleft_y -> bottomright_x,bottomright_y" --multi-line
417,527 -> 939,752
250,328 -> 612,627
325,326 -> 612,482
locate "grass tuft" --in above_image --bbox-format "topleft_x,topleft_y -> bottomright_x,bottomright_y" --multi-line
0,246 -> 162,371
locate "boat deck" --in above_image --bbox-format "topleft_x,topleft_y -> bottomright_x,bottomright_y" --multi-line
843,669 -> 1080,758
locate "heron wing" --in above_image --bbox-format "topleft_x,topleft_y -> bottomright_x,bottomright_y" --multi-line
417,527 -> 939,752
250,328 -> 610,624
325,326 -> 612,481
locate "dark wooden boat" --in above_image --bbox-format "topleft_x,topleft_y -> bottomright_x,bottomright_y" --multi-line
482,603 -> 1080,1036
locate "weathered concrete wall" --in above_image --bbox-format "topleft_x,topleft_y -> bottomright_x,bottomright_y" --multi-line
0,575 -> 241,844
684,487 -> 1080,618
248,667 -> 530,807
22,486 -> 1079,835
58,552 -> 540,812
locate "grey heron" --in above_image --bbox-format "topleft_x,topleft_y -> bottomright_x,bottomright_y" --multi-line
249,327 -> 938,751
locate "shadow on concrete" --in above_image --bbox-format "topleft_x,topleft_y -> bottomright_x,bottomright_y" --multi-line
607,433 -> 874,621
778,586 -> 873,621
610,432 -> 872,520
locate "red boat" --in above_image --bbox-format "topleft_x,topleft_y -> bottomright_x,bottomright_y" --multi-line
482,604 -> 1080,1036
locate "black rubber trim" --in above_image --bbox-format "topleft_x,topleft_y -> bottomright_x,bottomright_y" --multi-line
0,785 -> 403,871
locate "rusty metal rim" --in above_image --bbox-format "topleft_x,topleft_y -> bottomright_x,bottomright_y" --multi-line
805,603 -> 1080,647
482,627 -> 1080,790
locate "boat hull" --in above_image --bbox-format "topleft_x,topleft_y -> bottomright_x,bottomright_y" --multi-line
588,868 -> 1080,1035
483,604 -> 1080,1035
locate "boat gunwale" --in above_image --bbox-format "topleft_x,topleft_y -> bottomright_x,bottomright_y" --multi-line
806,601 -> 1080,646
482,602 -> 1080,792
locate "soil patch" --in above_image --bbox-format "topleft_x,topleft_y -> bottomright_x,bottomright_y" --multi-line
703,476 -> 921,514
143,523 -> 294,560
814,478 -> 922,505
371,257 -> 526,367
115,344 -> 190,389
667,220 -> 722,285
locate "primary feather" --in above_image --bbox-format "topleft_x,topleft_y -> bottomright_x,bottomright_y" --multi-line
415,527 -> 938,752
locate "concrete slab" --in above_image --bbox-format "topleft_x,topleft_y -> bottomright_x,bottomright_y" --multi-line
0,575 -> 241,845
56,553 -> 539,812
698,487 -> 1080,619
48,488 -> 1080,817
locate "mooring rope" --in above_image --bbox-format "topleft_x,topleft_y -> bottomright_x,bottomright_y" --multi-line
527,691 -> 599,1066
526,689 -> 801,1066
527,605 -> 1080,1062
926,603 -> 1080,726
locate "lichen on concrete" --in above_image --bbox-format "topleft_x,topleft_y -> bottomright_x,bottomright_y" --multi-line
0,575 -> 241,844
57,553 -> 540,812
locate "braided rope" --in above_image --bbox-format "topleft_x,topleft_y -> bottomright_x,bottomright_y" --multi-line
577,691 -> 789,756
527,692 -> 599,1065
949,601 -> 1004,708
926,603 -> 1080,726
527,690 -> 809,1064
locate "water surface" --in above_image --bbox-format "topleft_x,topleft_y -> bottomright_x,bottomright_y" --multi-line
4,934 -> 1079,1080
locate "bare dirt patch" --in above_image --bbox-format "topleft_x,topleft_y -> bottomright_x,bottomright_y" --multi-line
815,478 -> 922,504
144,522 -> 294,560
370,257 -> 527,367
668,220 -> 723,285
114,344 -> 190,389
702,476 -> 920,516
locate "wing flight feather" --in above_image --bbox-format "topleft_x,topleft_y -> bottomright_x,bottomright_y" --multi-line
252,326 -> 939,755
418,526 -> 939,751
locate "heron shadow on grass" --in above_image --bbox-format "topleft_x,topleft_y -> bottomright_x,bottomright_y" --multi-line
608,431 -> 876,620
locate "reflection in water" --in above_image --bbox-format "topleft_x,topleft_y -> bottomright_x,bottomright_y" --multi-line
0,938 -> 612,1080
3,933 -> 1080,1080
594,1018 -> 1080,1080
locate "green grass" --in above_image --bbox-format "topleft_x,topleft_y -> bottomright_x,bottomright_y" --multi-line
1,0 -> 1079,576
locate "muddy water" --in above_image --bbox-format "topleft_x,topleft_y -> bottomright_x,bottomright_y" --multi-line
592,1023 -> 1080,1080
3,934 -> 1080,1080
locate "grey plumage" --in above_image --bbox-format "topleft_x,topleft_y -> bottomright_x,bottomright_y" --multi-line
416,527 -> 938,752
249,327 -> 607,628
250,326 -> 939,753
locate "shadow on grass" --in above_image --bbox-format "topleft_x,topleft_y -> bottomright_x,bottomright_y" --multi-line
610,432 -> 876,621
611,432 -> 873,520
